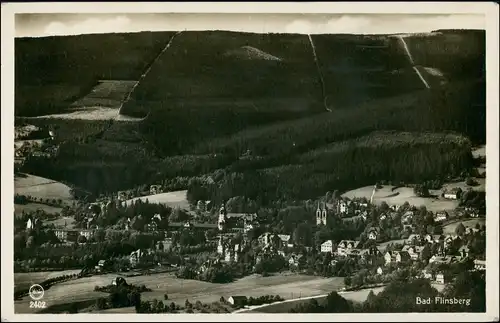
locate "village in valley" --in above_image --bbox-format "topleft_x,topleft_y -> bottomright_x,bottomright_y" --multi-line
14,123 -> 487,313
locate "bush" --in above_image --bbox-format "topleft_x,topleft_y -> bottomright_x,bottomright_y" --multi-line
164,293 -> 169,300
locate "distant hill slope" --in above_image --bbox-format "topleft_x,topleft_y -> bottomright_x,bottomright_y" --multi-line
15,32 -> 175,116
16,29 -> 485,198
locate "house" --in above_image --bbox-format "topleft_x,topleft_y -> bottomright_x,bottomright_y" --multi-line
258,232 -> 273,247
289,254 -> 304,268
474,259 -> 486,271
54,229 -> 89,242
384,251 -> 411,265
429,255 -> 459,265
95,259 -> 109,273
406,234 -> 421,244
337,240 -> 360,256
396,251 -> 411,263
117,191 -> 128,201
379,213 -> 387,221
435,272 -> 447,284
376,267 -> 384,275
112,276 -> 127,286
402,211 -> 414,224
443,188 -> 461,200
316,203 -> 328,225
321,240 -> 334,253
130,249 -> 147,268
277,234 -> 293,248
465,227 -> 480,235
367,227 -> 380,240
228,296 -> 248,307
434,211 -> 449,222
337,200 -> 350,215
444,235 -> 460,249
79,230 -> 94,240
458,245 -> 470,258
359,211 -> 368,221
157,238 -> 173,251
149,185 -> 162,195
390,204 -> 401,211
346,249 -> 364,258
402,245 -> 424,260
422,269 -> 433,280
26,218 -> 40,230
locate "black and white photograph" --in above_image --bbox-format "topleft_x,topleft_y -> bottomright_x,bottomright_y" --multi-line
1,2 -> 499,322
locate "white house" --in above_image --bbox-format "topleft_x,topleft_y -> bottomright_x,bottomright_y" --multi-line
367,227 -> 380,240
376,267 -> 384,275
443,188 -> 461,200
434,211 -> 449,222
337,240 -> 360,256
435,272 -> 447,284
337,200 -> 349,215
278,234 -> 293,248
406,234 -> 421,244
150,185 -> 162,195
321,240 -> 334,253
228,296 -> 248,306
474,259 -> 486,271
26,218 -> 40,230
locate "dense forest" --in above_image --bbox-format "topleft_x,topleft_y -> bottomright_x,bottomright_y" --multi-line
15,32 -> 175,116
15,29 -> 485,202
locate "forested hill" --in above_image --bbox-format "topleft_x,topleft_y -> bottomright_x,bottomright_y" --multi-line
16,29 -> 485,201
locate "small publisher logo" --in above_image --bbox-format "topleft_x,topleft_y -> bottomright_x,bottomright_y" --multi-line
29,284 -> 44,301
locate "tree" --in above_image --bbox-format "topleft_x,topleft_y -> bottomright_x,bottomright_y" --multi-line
455,223 -> 466,237
77,235 -> 87,244
433,225 -> 443,235
420,245 -> 432,263
169,302 -> 176,312
96,297 -> 108,310
26,236 -> 35,248
293,223 -> 312,246
164,294 -> 169,301
325,291 -> 352,313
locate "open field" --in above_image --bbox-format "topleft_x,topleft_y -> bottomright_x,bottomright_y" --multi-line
342,185 -> 459,212
123,190 -> 189,209
15,272 -> 343,314
14,270 -> 82,291
443,219 -> 485,235
14,174 -> 75,206
440,179 -> 486,193
28,107 -> 144,121
14,203 -> 62,217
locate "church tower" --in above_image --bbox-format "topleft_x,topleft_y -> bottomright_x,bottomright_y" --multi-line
316,203 -> 322,225
321,204 -> 327,226
316,203 -> 327,226
218,205 -> 227,231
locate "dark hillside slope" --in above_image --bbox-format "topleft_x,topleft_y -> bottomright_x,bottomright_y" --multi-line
405,30 -> 485,80
120,31 -> 324,154
311,30 -> 485,110
194,79 -> 485,157
15,32 -> 175,116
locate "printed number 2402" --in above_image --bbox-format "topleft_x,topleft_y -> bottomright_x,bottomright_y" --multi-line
30,301 -> 46,309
